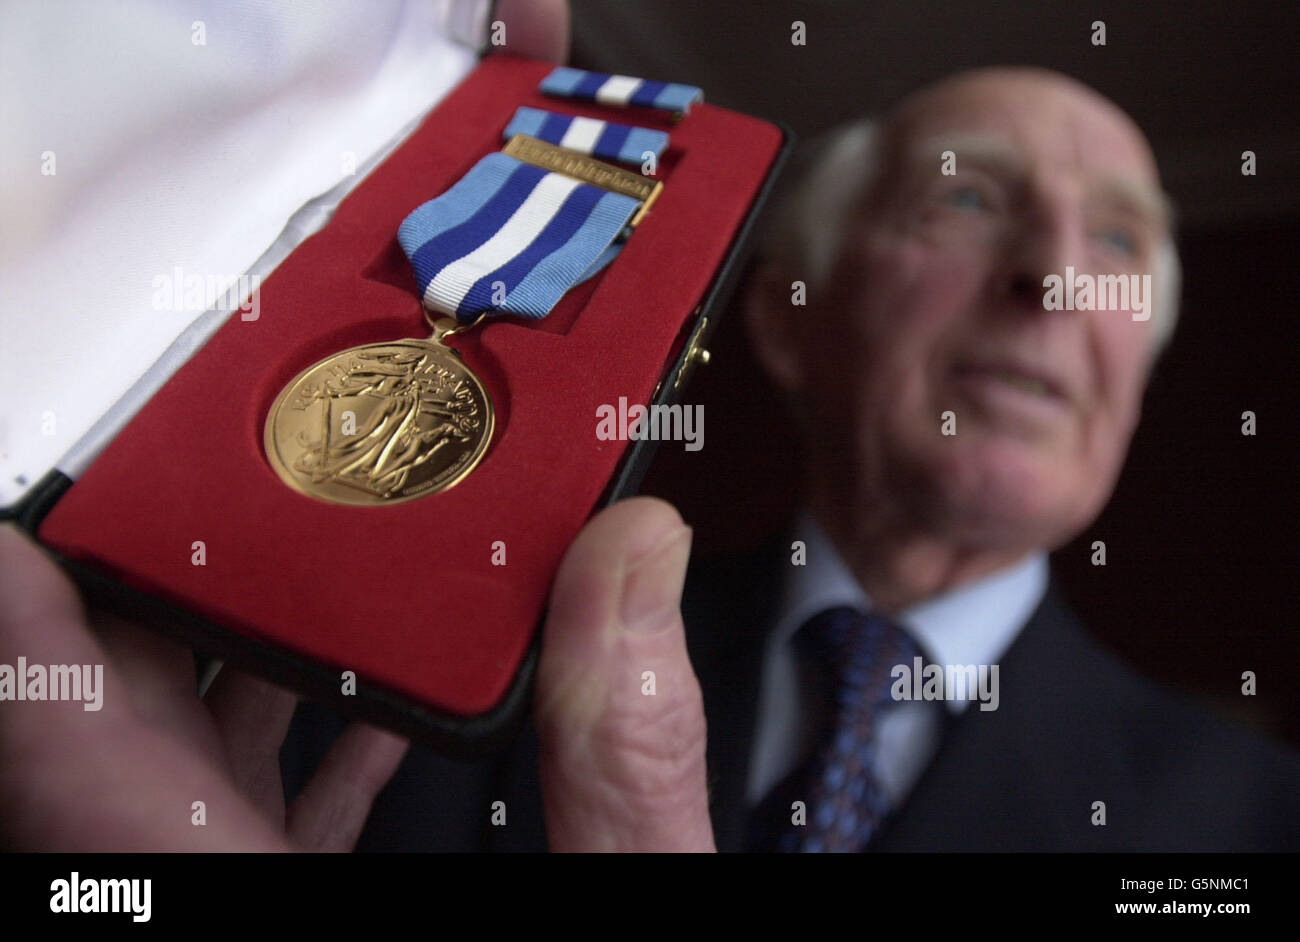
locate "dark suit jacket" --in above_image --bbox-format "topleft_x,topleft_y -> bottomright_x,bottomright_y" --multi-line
281,536 -> 1300,851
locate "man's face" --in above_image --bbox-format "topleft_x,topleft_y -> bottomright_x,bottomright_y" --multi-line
804,70 -> 1170,552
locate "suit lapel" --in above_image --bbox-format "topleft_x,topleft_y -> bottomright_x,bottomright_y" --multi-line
868,582 -> 1135,851
684,537 -> 1111,852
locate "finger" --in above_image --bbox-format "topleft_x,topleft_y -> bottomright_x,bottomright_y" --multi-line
285,722 -> 409,852
7,717 -> 291,852
91,610 -> 228,762
92,610 -> 197,711
203,666 -> 300,827
535,497 -> 715,852
0,526 -> 286,851
0,524 -> 94,656
0,526 -> 232,768
0,525 -> 130,749
494,0 -> 570,63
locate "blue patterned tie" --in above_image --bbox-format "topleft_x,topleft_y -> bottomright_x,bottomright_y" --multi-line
752,606 -> 921,853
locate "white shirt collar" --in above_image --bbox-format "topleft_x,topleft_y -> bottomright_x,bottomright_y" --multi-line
773,510 -> 1049,715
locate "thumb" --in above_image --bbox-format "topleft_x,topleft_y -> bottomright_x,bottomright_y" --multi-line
535,497 -> 715,852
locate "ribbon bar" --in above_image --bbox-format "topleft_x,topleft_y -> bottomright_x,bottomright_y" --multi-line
504,106 -> 668,165
540,67 -> 704,115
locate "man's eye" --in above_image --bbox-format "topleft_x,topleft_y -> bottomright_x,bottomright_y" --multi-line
1096,227 -> 1138,256
938,185 -> 991,211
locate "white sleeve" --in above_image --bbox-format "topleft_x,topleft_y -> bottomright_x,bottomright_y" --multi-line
0,0 -> 487,506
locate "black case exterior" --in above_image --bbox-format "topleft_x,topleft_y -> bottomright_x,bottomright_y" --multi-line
5,121 -> 794,758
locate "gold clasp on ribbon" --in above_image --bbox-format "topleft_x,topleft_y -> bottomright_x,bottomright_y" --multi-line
502,134 -> 663,228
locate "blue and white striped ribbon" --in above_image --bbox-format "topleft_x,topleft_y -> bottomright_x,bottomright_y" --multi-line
398,152 -> 640,322
504,106 -> 668,165
540,67 -> 704,115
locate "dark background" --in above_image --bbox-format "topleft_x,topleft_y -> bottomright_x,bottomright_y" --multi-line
569,1 -> 1299,746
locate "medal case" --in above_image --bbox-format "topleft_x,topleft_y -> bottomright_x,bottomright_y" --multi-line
10,54 -> 791,755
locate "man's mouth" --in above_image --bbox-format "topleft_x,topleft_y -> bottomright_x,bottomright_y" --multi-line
975,369 -> 1053,397
950,360 -> 1075,431
953,361 -> 1068,402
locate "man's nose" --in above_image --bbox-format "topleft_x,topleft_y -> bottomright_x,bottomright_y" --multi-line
996,206 -> 1083,312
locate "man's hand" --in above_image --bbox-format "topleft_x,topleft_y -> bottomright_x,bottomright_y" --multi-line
0,497 -> 714,852
536,498 -> 714,851
0,522 -> 408,851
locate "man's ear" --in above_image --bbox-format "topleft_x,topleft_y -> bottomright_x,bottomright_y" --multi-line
742,261 -> 806,395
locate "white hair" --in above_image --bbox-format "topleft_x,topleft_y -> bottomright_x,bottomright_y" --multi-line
761,118 -> 1182,354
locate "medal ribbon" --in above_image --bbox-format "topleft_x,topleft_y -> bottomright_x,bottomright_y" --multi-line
540,67 -> 704,115
503,106 -> 668,165
398,153 -> 640,323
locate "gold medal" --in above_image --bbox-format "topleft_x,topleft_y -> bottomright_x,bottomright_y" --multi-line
264,316 -> 492,506
263,135 -> 659,506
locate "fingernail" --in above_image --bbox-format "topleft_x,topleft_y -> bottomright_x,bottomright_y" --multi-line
619,525 -> 692,634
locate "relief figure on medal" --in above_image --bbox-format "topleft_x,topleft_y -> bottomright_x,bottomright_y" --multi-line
290,346 -> 477,496
267,340 -> 493,505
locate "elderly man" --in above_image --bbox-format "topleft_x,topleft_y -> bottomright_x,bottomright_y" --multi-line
684,65 -> 1299,852
2,66 -> 1294,853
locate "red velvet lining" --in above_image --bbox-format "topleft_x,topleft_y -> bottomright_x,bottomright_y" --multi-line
38,54 -> 783,715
